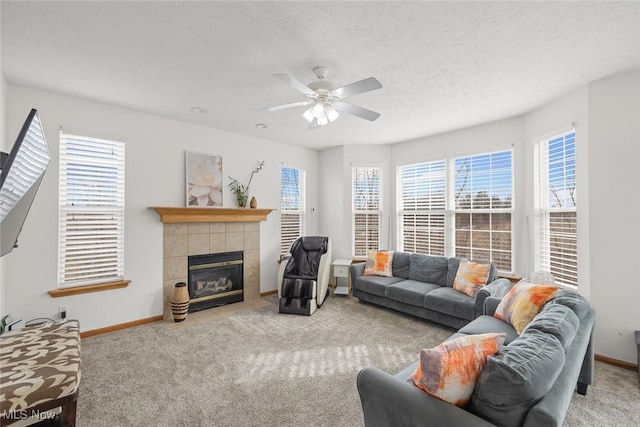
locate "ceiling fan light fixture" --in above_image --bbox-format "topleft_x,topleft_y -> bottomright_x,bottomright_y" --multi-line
325,105 -> 339,122
265,66 -> 382,128
303,107 -> 314,122
317,115 -> 329,126
311,103 -> 325,118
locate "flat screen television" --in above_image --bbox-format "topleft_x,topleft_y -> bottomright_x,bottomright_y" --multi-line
0,109 -> 50,257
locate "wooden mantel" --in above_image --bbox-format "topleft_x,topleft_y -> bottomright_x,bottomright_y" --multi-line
149,207 -> 275,223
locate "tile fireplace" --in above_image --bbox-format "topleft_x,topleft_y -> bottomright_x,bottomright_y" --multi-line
151,206 -> 274,321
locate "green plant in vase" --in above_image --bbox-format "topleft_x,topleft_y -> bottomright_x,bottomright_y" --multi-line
228,160 -> 264,207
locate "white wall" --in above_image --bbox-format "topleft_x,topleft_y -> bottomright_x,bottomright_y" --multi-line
4,84 -> 319,332
587,71 -> 640,364
319,147 -> 346,258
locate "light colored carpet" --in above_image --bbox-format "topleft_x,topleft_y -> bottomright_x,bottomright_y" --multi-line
77,296 -> 639,426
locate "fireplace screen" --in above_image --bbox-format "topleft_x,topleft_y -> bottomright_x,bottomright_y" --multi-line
188,251 -> 244,312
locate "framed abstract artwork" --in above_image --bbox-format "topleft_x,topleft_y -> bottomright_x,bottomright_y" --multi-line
185,151 -> 223,207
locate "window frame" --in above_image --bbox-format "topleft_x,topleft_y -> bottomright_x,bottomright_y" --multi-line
352,166 -> 383,258
396,149 -> 514,273
280,166 -> 306,255
533,130 -> 577,287
451,149 -> 514,272
397,160 -> 447,256
57,131 -> 126,289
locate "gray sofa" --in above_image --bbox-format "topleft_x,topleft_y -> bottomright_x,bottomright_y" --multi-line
357,290 -> 595,427
350,252 -> 514,329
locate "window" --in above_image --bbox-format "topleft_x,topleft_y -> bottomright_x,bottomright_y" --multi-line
398,161 -> 446,255
352,167 -> 382,257
397,150 -> 513,271
534,131 -> 577,286
58,132 -> 125,288
453,151 -> 512,271
280,166 -> 306,255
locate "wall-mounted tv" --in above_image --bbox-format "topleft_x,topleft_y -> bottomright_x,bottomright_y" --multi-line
0,109 -> 50,257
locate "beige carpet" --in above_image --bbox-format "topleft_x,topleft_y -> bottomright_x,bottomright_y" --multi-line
77,296 -> 639,426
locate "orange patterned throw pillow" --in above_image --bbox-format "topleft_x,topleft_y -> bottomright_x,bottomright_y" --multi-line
453,260 -> 491,297
494,279 -> 559,334
363,250 -> 393,277
409,333 -> 506,407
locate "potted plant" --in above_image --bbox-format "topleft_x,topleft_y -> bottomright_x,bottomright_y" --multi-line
228,160 -> 264,207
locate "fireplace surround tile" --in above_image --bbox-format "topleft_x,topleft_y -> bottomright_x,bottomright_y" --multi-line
164,223 -> 187,236
226,222 -> 244,233
243,222 -> 260,232
226,232 -> 244,251
243,231 -> 260,250
188,233 -> 210,255
164,256 -> 187,281
164,234 -> 187,257
244,249 -> 260,270
210,222 -> 226,233
188,222 -> 210,234
210,234 -> 227,253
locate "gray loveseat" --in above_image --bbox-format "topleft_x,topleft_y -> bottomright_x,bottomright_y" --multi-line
350,252 -> 513,329
357,290 -> 595,427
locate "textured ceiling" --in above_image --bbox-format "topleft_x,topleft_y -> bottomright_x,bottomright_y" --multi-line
2,1 -> 639,150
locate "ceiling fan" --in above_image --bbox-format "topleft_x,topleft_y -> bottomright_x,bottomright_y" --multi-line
260,66 -> 382,128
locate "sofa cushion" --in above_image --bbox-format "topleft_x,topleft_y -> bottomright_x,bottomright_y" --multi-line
408,333 -> 506,407
468,328 -> 565,427
354,275 -> 404,297
494,280 -> 559,334
458,315 -> 519,345
424,287 -> 475,321
385,280 -> 441,308
392,251 -> 411,279
545,289 -> 590,320
363,250 -> 394,277
447,257 -> 497,287
523,304 -> 579,350
453,260 -> 491,297
409,254 -> 448,286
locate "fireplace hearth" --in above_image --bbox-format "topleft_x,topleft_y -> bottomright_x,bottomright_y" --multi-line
188,251 -> 244,312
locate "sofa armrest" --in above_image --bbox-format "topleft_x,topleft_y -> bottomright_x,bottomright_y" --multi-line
474,278 -> 513,318
350,263 -> 366,286
483,296 -> 502,316
357,367 -> 495,427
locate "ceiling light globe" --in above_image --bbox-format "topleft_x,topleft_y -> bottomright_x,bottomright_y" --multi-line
312,103 -> 325,118
303,107 -> 314,123
325,105 -> 339,122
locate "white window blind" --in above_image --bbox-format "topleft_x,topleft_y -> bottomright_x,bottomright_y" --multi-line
398,161 -> 446,255
453,150 -> 512,271
58,132 -> 125,288
534,131 -> 577,286
352,167 -> 382,257
280,166 -> 305,255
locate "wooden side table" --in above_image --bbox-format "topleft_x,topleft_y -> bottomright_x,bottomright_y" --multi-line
332,259 -> 352,296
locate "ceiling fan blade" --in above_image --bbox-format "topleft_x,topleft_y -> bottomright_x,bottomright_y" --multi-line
331,77 -> 382,99
258,100 -> 312,112
273,74 -> 317,96
333,101 -> 381,121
